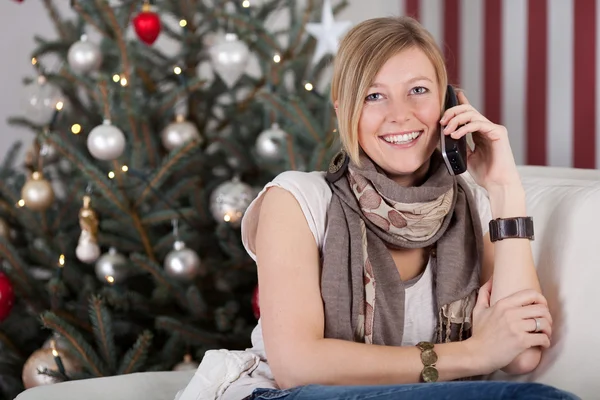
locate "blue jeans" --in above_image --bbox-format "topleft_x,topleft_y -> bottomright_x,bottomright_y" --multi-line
247,381 -> 580,400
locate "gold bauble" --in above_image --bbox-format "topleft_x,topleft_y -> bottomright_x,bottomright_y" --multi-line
22,348 -> 82,389
21,172 -> 54,211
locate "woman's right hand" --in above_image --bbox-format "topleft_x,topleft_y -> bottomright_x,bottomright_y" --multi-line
467,278 -> 553,375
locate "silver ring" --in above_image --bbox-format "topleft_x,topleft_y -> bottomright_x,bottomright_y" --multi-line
533,318 -> 541,333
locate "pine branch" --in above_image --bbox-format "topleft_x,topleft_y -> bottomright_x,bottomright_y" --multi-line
0,238 -> 45,310
257,91 -> 321,142
117,330 -> 153,375
0,330 -> 24,359
0,141 -> 23,172
129,253 -> 187,305
135,140 -> 202,207
88,295 -> 117,372
141,208 -> 196,226
186,286 -> 208,319
157,79 -> 205,115
155,317 -> 223,346
40,311 -> 108,377
72,1 -> 111,38
42,134 -> 127,212
41,0 -> 70,40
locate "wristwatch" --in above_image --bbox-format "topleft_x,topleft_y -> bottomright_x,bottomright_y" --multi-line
489,217 -> 534,242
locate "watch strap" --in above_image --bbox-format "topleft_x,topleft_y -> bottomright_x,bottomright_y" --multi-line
489,217 -> 534,242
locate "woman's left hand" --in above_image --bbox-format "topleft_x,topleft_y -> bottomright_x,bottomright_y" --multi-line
440,91 -> 522,192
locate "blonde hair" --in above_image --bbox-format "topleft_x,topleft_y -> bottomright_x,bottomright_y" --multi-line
330,16 -> 448,165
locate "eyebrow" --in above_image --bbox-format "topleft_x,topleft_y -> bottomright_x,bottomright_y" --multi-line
370,76 -> 434,88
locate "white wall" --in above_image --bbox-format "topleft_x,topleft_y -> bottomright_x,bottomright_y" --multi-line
0,0 -> 402,165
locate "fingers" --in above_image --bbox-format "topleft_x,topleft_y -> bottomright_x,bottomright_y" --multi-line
457,90 -> 470,105
475,278 -> 493,309
515,304 -> 553,326
520,317 -> 552,338
440,104 -> 477,125
526,333 -> 552,349
442,110 -> 484,135
497,289 -> 548,309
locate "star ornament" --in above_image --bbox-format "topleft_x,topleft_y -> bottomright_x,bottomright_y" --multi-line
305,0 -> 352,65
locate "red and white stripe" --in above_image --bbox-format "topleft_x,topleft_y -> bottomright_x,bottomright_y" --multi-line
398,0 -> 599,169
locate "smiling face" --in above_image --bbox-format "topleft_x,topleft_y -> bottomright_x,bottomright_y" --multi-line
357,47 -> 442,186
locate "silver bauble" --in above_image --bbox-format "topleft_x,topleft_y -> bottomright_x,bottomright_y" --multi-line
22,348 -> 82,389
172,354 -> 199,371
161,115 -> 202,151
209,33 -> 250,88
21,172 -> 54,211
255,123 -> 288,161
164,240 -> 203,282
87,120 -> 126,160
22,76 -> 63,126
67,35 -> 103,75
40,141 -> 59,163
209,177 -> 254,227
95,247 -> 129,283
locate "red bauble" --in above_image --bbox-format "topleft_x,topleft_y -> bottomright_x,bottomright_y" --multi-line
251,285 -> 260,319
133,4 -> 161,45
0,272 -> 14,321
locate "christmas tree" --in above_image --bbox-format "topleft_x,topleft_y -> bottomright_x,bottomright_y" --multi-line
0,0 -> 348,398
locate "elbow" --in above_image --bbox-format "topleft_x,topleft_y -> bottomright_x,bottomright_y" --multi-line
268,345 -> 317,390
502,348 -> 542,375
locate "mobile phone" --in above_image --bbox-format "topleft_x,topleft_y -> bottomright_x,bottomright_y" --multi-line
440,85 -> 467,175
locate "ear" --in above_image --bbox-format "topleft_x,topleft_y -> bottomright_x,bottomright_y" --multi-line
333,100 -> 339,118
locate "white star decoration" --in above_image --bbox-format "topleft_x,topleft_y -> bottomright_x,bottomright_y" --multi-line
305,0 -> 352,65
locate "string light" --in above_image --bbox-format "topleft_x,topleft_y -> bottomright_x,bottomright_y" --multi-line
179,19 -> 187,27
71,124 -> 81,134
55,101 -> 64,111
31,57 -> 37,65
223,214 -> 231,222
273,53 -> 281,63
120,77 -> 128,86
112,74 -> 121,82
108,171 -> 115,179
106,275 -> 115,284
121,165 -> 129,172
58,254 -> 65,267
17,199 -> 25,207
173,66 -> 182,75
304,82 -> 314,91
242,0 -> 250,7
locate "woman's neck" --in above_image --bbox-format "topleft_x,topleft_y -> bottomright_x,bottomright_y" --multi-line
387,158 -> 432,187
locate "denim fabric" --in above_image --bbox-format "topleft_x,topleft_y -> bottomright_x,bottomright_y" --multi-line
248,381 -> 580,400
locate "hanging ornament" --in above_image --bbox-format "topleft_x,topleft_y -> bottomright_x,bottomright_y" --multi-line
209,176 -> 254,227
42,334 -> 70,352
172,354 -> 199,371
22,346 -> 81,389
133,2 -> 161,45
75,195 -> 100,264
67,34 -> 103,75
161,114 -> 202,151
209,33 -> 250,88
21,171 -> 54,211
164,240 -> 203,282
95,247 -> 129,283
0,272 -> 14,322
255,123 -> 288,162
252,284 -> 260,319
22,75 -> 63,126
305,0 -> 352,65
87,119 -> 126,161
40,140 -> 59,164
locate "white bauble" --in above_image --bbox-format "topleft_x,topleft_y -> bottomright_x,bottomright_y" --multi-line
209,33 -> 250,88
209,177 -> 254,227
22,76 -> 63,126
255,123 -> 288,161
87,120 -> 126,160
67,35 -> 103,74
161,116 -> 202,151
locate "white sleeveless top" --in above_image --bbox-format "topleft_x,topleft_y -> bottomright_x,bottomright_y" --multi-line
221,170 -> 492,400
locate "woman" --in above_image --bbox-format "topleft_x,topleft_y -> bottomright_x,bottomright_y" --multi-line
221,16 -> 579,400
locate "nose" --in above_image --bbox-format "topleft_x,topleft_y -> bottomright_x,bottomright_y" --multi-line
386,97 -> 412,123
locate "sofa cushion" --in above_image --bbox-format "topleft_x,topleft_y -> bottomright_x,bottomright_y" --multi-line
489,167 -> 600,399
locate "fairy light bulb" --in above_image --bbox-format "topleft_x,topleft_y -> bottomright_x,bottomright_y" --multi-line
112,74 -> 120,82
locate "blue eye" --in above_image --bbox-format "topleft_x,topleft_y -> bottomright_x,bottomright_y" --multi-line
365,93 -> 383,102
411,86 -> 429,95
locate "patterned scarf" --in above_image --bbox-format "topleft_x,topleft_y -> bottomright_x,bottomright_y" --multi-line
321,149 -> 483,346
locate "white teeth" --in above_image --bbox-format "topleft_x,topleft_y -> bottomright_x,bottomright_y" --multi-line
382,131 -> 421,144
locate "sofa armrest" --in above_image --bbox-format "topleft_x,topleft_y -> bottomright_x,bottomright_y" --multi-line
14,370 -> 195,400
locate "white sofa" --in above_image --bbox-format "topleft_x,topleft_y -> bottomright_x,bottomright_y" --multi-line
15,165 -> 600,400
